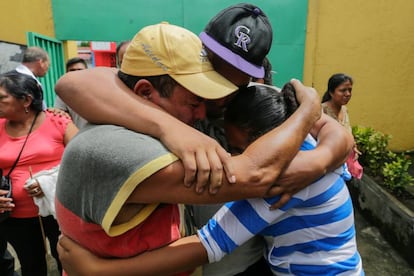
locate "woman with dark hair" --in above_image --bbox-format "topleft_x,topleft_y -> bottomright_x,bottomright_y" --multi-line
322,73 -> 362,179
57,84 -> 363,275
321,73 -> 354,132
0,71 -> 78,275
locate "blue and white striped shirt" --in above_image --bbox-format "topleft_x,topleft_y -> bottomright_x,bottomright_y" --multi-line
198,135 -> 363,275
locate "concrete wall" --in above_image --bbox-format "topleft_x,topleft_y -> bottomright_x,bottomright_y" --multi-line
304,0 -> 414,151
0,42 -> 26,74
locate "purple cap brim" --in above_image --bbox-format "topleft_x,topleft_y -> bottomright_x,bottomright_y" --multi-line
200,32 -> 264,79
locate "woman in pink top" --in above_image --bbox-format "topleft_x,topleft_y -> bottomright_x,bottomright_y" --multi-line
0,71 -> 78,276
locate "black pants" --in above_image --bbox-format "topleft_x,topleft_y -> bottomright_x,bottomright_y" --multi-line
235,256 -> 272,276
0,216 -> 62,276
0,237 -> 15,276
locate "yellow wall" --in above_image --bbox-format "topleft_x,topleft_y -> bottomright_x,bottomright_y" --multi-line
304,0 -> 414,151
0,0 -> 55,44
63,41 -> 80,61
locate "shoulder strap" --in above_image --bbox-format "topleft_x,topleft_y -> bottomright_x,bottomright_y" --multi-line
7,112 -> 40,176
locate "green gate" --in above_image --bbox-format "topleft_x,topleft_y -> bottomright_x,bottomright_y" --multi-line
27,32 -> 65,107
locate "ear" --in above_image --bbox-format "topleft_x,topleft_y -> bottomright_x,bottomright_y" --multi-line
133,79 -> 156,101
23,95 -> 33,109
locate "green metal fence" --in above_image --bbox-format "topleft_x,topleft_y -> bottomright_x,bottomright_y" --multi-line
27,32 -> 65,107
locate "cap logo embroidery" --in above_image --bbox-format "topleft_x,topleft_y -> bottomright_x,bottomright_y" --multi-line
142,42 -> 169,71
200,48 -> 209,62
234,25 -> 251,52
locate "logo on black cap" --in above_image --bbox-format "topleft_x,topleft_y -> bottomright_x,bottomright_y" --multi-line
234,26 -> 251,52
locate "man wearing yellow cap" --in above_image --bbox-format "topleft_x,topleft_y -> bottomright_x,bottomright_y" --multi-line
56,22 -> 321,275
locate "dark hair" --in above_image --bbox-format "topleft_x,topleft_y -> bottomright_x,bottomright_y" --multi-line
116,41 -> 131,67
117,71 -> 177,98
22,46 -> 49,63
251,57 -> 273,85
66,57 -> 88,71
225,83 -> 298,143
321,73 -> 353,103
0,71 -> 44,112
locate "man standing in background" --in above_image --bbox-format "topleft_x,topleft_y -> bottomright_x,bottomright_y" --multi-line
116,40 -> 130,68
54,57 -> 89,128
15,46 -> 50,84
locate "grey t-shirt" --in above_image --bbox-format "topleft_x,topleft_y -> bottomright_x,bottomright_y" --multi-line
56,124 -> 178,236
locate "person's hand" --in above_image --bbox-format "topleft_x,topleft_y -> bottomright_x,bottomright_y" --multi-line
0,190 -> 14,213
24,179 -> 44,198
266,150 -> 325,210
58,235 -> 100,276
47,108 -> 71,119
290,79 -> 321,122
160,124 -> 236,194
353,146 -> 362,160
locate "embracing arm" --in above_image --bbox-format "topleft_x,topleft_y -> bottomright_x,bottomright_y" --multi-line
309,113 -> 354,171
63,122 -> 79,145
270,113 -> 354,208
127,79 -> 321,204
58,235 -> 206,276
55,67 -> 234,191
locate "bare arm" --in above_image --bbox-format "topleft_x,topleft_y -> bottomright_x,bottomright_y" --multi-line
55,67 -> 234,192
58,235 -> 206,276
268,113 -> 354,208
57,79 -> 321,276
127,79 -> 321,204
63,122 -> 79,145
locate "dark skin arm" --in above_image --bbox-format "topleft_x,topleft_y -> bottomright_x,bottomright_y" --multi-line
269,113 -> 354,209
57,79 -> 321,275
55,67 -> 235,193
125,79 -> 321,205
56,69 -> 351,207
58,235 -> 206,276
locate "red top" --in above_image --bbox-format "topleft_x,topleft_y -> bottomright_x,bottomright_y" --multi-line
0,112 -> 70,217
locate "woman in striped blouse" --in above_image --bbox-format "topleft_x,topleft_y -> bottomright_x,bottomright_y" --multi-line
198,83 -> 364,275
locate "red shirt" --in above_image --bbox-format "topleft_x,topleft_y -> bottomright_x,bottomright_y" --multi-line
0,112 -> 70,217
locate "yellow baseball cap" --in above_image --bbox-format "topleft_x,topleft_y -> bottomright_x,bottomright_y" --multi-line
121,22 -> 237,99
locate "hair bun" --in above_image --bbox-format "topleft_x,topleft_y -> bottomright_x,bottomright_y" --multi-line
281,82 -> 299,116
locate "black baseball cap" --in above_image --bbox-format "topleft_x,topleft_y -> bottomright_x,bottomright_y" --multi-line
199,3 -> 273,78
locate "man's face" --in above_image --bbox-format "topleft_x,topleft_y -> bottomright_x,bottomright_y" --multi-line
67,62 -> 87,72
205,49 -> 251,117
153,84 -> 206,126
117,43 -> 130,68
37,58 -> 50,77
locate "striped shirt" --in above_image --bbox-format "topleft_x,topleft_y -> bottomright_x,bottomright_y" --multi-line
198,135 -> 364,275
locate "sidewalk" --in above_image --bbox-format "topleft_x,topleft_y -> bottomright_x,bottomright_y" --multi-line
354,206 -> 414,275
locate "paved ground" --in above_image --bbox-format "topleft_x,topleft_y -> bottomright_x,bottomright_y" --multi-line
354,206 -> 414,275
